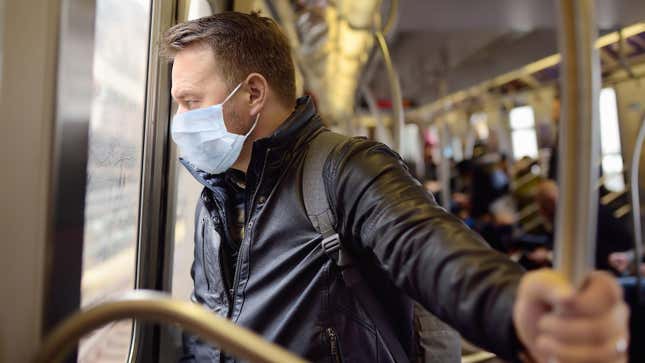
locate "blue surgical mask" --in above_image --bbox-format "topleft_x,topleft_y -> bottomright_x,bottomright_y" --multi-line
171,83 -> 259,174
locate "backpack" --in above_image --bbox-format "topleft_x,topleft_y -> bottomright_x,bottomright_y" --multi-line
302,129 -> 461,363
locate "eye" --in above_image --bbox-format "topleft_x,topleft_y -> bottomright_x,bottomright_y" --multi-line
185,100 -> 200,109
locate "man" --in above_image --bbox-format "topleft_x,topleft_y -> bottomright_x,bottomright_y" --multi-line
163,12 -> 629,363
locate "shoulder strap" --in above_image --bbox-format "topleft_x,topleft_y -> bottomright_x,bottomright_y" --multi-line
302,130 -> 346,238
303,130 -> 350,265
302,130 -> 411,363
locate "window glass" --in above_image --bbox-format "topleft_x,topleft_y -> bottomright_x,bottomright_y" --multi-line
451,137 -> 464,162
511,129 -> 539,160
78,0 -> 150,361
188,0 -> 212,19
509,106 -> 536,130
604,173 -> 626,193
400,124 -> 422,162
600,88 -> 622,155
171,162 -> 204,301
510,106 -> 538,160
602,154 -> 625,174
599,88 -> 625,192
470,112 -> 489,140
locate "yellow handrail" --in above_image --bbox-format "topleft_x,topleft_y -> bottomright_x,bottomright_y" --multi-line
34,290 -> 309,363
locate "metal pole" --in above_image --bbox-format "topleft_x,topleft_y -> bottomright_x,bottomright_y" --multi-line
554,0 -> 601,285
630,117 -> 645,302
35,291 -> 309,363
374,30 -> 405,152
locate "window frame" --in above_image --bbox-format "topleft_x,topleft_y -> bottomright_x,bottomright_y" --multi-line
132,1 -> 233,362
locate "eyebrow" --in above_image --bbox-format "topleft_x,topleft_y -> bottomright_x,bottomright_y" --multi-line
171,87 -> 200,101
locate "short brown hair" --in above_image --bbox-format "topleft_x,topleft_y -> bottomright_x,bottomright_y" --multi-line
162,11 -> 296,105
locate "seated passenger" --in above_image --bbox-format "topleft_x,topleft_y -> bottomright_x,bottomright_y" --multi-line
163,12 -> 629,363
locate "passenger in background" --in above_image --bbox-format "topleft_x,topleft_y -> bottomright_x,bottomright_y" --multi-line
533,179 -> 633,272
423,142 -> 437,181
457,154 -> 514,252
609,249 -> 645,276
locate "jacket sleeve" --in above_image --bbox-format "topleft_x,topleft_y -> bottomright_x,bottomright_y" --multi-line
326,138 -> 525,360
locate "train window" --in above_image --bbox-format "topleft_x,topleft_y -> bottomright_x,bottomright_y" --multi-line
470,112 -> 490,140
78,0 -> 151,361
509,105 -> 539,160
400,123 -> 424,176
599,87 -> 625,192
451,138 -> 464,162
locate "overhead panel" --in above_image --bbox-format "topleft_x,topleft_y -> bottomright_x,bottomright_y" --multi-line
267,0 -> 379,124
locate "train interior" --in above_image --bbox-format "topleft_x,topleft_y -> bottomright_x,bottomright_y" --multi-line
2,0 -> 645,362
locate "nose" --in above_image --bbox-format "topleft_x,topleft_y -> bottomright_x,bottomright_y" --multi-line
175,105 -> 187,116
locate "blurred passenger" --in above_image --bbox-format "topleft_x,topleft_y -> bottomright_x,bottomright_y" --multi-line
453,159 -> 473,194
163,12 -> 629,363
491,154 -> 510,192
423,143 -> 437,181
609,250 -> 645,276
533,179 -> 633,272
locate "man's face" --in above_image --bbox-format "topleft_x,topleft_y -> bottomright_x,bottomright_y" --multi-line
170,44 -> 251,135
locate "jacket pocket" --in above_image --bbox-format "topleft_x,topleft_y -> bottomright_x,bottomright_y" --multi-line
325,327 -> 343,363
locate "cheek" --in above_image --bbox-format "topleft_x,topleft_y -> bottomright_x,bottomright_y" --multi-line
223,102 -> 251,135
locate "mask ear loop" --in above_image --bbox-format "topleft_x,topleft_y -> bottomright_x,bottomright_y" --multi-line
222,82 -> 244,104
223,81 -> 260,137
245,113 -> 260,137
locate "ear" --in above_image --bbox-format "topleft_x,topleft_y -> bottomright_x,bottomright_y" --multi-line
244,73 -> 268,117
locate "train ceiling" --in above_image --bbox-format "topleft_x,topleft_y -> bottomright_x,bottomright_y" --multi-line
244,0 -> 645,126
369,0 -> 645,107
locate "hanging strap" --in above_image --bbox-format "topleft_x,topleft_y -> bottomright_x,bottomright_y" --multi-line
302,129 -> 411,363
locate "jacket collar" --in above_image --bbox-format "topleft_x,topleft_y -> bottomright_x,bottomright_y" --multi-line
254,96 -> 321,150
180,96 -> 321,192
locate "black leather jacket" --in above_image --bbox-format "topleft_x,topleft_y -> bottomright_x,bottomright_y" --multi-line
180,97 -> 525,362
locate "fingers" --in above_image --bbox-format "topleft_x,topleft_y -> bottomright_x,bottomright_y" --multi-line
536,334 -> 629,363
538,301 -> 629,345
564,271 -> 623,316
516,270 -> 630,363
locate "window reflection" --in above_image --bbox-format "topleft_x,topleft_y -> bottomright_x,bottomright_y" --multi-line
79,0 -> 150,361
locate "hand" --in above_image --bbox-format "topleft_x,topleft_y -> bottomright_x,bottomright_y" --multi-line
513,269 -> 629,363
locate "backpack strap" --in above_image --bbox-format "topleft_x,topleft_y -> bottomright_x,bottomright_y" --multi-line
303,129 -> 411,363
302,130 -> 353,268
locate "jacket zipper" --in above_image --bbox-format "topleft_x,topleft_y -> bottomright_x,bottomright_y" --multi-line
200,212 -> 211,291
326,328 -> 342,363
229,149 -> 271,318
